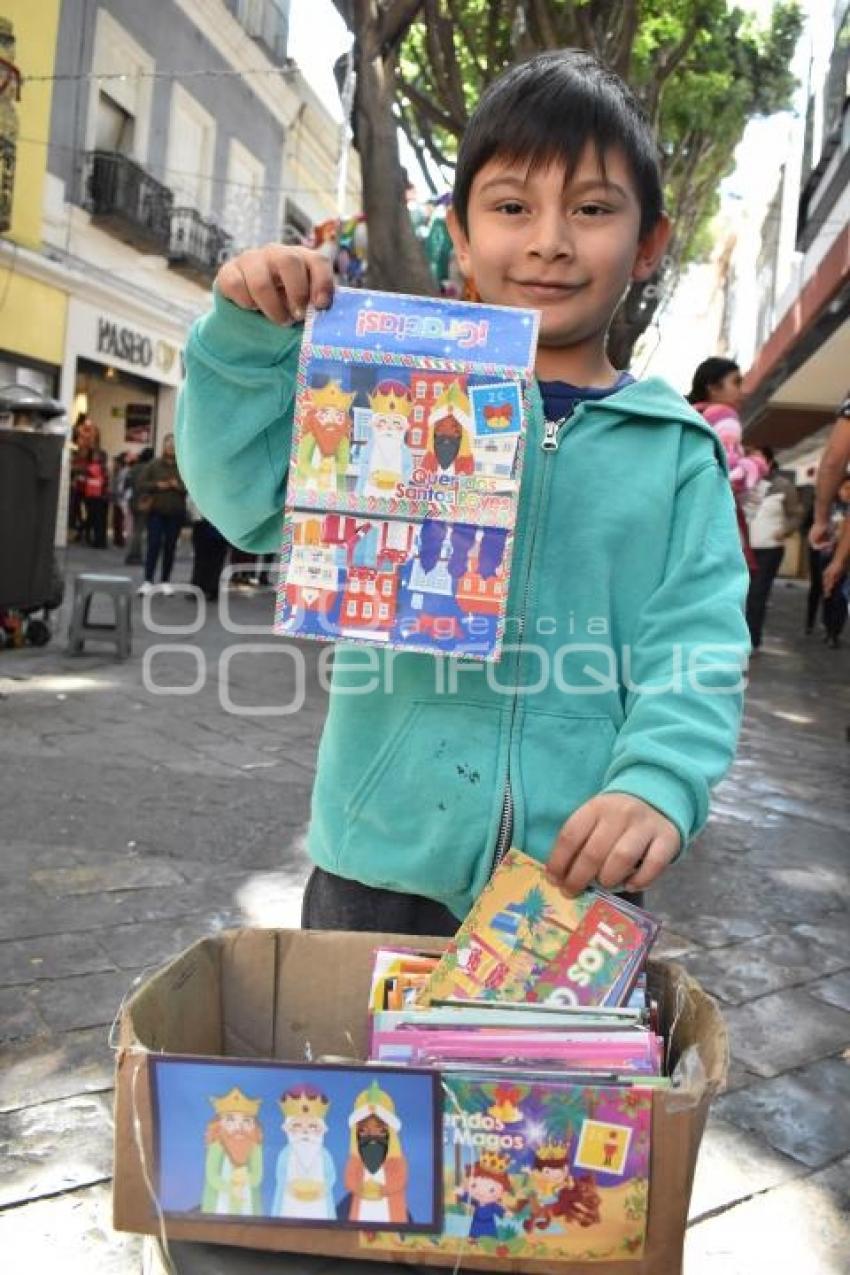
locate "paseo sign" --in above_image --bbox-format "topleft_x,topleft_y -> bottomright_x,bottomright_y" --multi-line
95,317 -> 178,379
97,318 -> 154,368
68,299 -> 181,386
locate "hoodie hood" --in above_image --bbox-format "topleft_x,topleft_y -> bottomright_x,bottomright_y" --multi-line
569,376 -> 731,473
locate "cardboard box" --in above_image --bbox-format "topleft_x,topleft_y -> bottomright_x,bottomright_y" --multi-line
114,928 -> 728,1273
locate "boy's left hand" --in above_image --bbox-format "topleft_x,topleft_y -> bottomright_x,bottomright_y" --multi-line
547,794 -> 680,895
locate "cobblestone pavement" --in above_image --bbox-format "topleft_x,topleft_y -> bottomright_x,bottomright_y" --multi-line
0,541 -> 848,1272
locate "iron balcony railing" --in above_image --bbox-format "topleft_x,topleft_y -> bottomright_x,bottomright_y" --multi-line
83,150 -> 173,251
168,207 -> 233,284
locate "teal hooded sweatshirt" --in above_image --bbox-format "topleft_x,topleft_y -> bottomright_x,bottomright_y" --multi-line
176,292 -> 750,918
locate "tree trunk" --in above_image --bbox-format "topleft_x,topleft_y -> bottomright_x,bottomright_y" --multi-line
351,0 -> 437,295
606,276 -> 665,370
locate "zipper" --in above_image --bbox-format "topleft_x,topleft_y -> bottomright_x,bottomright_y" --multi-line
490,405 -> 579,873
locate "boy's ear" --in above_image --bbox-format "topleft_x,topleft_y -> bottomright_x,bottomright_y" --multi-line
446,206 -> 472,279
631,213 -> 672,282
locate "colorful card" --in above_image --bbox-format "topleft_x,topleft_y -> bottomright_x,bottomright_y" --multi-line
362,1073 -> 652,1262
417,849 -> 659,1008
150,1057 -> 440,1232
274,288 -> 539,661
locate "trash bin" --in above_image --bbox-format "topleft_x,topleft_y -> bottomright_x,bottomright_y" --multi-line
0,385 -> 67,626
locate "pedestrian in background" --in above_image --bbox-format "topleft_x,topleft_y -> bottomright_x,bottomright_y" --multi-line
124,446 -> 154,565
68,415 -> 87,541
189,500 -> 229,602
810,391 -> 850,547
74,417 -> 109,549
138,434 -> 186,596
687,357 -> 766,571
745,446 -> 803,651
110,452 -> 130,549
818,477 -> 850,649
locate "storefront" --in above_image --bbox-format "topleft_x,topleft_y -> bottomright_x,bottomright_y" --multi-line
62,297 -> 183,461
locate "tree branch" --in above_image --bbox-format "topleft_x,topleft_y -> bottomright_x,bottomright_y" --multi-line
396,100 -> 441,195
608,0 -> 641,80
398,75 -> 465,136
527,0 -> 561,49
446,0 -> 486,82
435,6 -> 469,125
378,0 -> 428,52
645,7 -> 706,126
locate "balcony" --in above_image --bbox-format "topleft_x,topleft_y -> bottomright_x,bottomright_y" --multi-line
168,207 -> 232,286
83,150 -> 173,252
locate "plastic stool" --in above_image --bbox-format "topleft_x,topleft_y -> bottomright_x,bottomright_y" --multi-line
67,572 -> 133,659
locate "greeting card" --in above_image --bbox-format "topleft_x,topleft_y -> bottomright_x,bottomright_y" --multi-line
362,1072 -> 652,1262
150,1057 -> 440,1232
274,288 -> 539,660
417,849 -> 659,1008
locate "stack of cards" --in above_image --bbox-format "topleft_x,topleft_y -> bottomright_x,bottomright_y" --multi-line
417,849 -> 659,1009
361,849 -> 663,1262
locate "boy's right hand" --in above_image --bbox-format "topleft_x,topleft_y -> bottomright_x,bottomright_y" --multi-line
215,245 -> 334,326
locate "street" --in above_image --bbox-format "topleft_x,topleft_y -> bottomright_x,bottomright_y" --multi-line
0,538 -> 848,1272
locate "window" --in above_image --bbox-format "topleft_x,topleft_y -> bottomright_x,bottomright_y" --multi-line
349,578 -> 360,593
233,0 -> 289,66
87,10 -> 154,162
365,579 -> 376,594
362,602 -> 373,619
282,198 -> 311,244
95,92 -> 134,155
416,382 -> 426,399
379,604 -> 389,620
434,381 -> 444,394
224,139 -> 266,251
167,86 -> 216,213
346,601 -> 357,617
381,579 -> 393,596
414,406 -> 424,422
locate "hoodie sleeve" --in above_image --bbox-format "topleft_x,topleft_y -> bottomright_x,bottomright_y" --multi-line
600,457 -> 750,849
175,290 -> 302,553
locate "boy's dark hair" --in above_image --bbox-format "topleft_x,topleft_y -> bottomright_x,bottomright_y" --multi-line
452,49 -> 663,238
686,357 -> 741,404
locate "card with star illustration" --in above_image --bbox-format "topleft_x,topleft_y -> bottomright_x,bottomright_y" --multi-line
274,288 -> 539,660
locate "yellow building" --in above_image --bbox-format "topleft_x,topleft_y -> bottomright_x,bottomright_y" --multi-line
0,1 -> 66,393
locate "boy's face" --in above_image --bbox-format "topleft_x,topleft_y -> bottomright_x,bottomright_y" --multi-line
448,147 -> 669,377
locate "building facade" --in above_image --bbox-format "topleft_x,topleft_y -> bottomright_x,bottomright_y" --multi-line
0,1 -> 67,398
2,0 -> 360,470
741,0 -> 850,464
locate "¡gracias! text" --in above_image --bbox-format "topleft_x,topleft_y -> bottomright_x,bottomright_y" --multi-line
355,306 -> 490,350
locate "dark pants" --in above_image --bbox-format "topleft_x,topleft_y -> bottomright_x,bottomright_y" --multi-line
301,865 -> 646,935
145,512 -> 183,583
85,497 -> 108,548
191,520 -> 229,600
301,867 -> 460,936
125,508 -> 147,563
746,546 -> 785,649
112,503 -> 125,547
806,546 -> 823,631
823,575 -> 848,642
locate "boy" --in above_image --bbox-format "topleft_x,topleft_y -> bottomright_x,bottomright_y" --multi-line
177,50 -> 750,935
